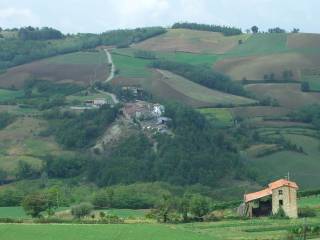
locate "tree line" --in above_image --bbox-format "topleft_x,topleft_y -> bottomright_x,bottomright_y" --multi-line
18,27 -> 63,41
0,27 -> 166,69
172,22 -> 242,36
151,60 -> 248,97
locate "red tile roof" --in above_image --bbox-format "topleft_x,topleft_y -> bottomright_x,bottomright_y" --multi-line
244,179 -> 298,203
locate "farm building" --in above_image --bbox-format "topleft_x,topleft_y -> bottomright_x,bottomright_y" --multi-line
240,179 -> 299,218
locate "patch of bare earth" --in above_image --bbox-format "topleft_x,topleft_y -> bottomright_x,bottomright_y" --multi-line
214,52 -> 315,81
287,33 -> 320,49
245,83 -> 320,109
0,61 -> 108,89
133,29 -> 247,54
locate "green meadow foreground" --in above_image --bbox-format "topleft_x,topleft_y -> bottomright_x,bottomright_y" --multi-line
1,217 -> 320,240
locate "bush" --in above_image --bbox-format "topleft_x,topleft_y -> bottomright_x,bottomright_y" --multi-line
71,202 -> 93,219
298,207 -> 317,218
270,207 -> 288,219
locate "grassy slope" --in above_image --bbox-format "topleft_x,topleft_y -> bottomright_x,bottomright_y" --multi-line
225,33 -> 288,57
198,108 -> 233,127
157,70 -> 256,106
249,133 -> 320,189
0,89 -> 23,102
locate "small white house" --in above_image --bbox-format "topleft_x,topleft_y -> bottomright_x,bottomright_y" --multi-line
152,104 -> 165,117
93,98 -> 107,107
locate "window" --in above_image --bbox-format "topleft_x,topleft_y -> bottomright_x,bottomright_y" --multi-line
279,200 -> 283,206
278,190 -> 283,195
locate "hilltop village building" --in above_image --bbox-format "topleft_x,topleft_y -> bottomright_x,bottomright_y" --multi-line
241,179 -> 299,218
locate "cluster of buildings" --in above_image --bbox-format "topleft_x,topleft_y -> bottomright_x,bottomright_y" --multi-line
122,100 -> 171,134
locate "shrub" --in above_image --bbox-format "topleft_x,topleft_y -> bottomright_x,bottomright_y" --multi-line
298,207 -> 317,218
71,202 -> 93,219
270,207 -> 288,219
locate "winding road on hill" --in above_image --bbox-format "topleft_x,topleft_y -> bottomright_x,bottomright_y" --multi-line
96,48 -> 119,104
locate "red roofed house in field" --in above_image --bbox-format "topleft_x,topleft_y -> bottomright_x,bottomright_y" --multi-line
241,179 -> 299,218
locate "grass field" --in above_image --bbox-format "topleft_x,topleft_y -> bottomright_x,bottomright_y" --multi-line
0,217 -> 320,240
157,70 -> 256,107
66,90 -> 113,104
101,209 -> 148,218
112,53 -> 152,78
249,133 -> 320,188
299,195 -> 320,208
226,33 -> 288,57
0,89 -> 23,102
0,224 -> 209,240
0,207 -> 28,219
133,29 -> 249,54
198,108 -> 233,127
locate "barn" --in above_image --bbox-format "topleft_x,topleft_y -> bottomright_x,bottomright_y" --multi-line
239,179 -> 299,218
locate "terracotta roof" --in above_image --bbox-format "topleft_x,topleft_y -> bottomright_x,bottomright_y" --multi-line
244,179 -> 298,203
268,179 -> 299,190
244,188 -> 272,203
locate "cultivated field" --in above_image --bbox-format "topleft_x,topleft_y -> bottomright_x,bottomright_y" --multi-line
156,70 -> 256,107
215,52 -> 313,81
0,51 -> 109,89
287,33 -> 320,49
133,29 -> 249,54
245,83 -> 320,109
198,108 -> 233,127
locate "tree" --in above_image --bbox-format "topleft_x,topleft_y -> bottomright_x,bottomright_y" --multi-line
92,189 -> 114,208
156,194 -> 174,223
301,81 -> 310,92
251,26 -> 259,34
178,194 -> 190,222
292,28 -> 300,33
190,194 -> 210,220
71,202 -> 93,219
16,160 -> 40,180
22,192 -> 49,218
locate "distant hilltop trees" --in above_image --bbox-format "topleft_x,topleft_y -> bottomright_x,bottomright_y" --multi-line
18,27 -> 64,40
172,22 -> 242,36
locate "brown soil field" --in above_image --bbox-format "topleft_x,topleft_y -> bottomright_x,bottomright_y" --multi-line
287,33 -> 320,49
0,61 -> 108,89
230,106 -> 290,118
245,83 -> 320,109
133,29 -> 249,54
214,52 -> 316,81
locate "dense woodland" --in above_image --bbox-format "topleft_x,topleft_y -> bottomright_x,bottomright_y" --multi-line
172,22 -> 242,36
151,60 -> 248,97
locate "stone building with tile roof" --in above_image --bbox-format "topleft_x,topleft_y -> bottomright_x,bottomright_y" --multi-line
241,179 -> 299,218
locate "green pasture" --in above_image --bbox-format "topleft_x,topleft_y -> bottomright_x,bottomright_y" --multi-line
198,108 -> 233,127
226,33 -> 288,57
299,195 -> 320,208
0,89 -> 23,102
0,224 -> 209,240
250,134 -> 320,189
101,209 -> 148,218
46,51 -> 108,65
66,91 -> 113,104
0,207 -> 27,219
112,53 -> 152,78
302,74 -> 320,91
1,217 -> 320,240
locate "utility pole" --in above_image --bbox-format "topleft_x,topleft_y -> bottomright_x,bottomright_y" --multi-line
303,217 -> 307,240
